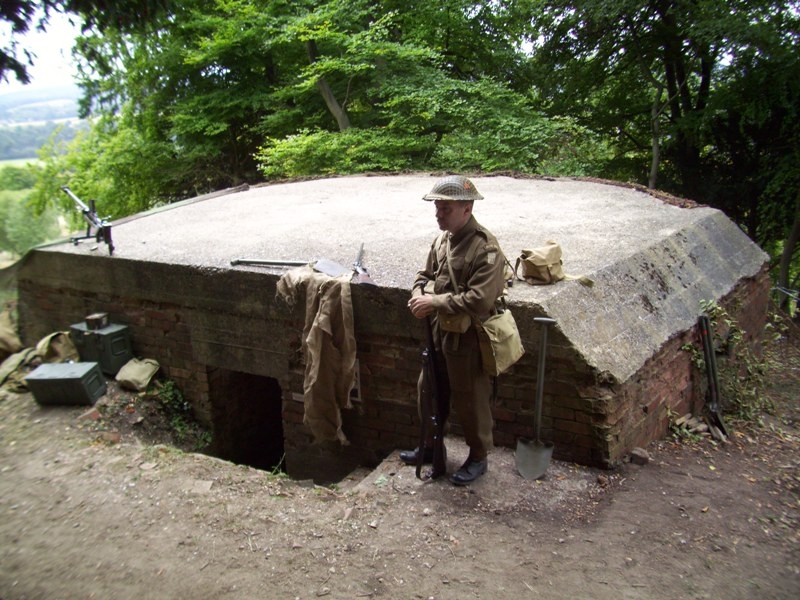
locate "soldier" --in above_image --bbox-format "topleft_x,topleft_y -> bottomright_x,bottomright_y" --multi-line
402,175 -> 507,485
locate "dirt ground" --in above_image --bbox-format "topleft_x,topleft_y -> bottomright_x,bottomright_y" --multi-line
1,320 -> 799,600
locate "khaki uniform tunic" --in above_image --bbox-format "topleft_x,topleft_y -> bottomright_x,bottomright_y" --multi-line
411,215 -> 507,459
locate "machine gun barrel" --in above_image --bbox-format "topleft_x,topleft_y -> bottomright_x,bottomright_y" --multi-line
61,185 -> 90,213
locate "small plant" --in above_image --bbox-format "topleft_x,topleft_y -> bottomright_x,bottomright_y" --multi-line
269,455 -> 288,479
157,379 -> 190,415
155,379 -> 211,450
681,340 -> 704,370
697,300 -> 772,421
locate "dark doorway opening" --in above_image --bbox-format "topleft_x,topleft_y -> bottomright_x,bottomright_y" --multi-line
208,369 -> 285,472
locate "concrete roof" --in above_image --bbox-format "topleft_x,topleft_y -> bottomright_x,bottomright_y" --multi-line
40,173 -> 768,383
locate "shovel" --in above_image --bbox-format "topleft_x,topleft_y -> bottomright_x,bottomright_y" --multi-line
698,315 -> 728,440
516,317 -> 556,480
230,257 -> 353,278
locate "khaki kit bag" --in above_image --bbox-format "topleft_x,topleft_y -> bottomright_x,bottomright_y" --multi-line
116,358 -> 160,391
475,307 -> 525,376
514,240 -> 565,285
514,240 -> 593,287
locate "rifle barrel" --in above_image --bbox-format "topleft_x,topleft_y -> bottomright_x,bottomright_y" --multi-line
353,243 -> 365,268
351,243 -> 379,286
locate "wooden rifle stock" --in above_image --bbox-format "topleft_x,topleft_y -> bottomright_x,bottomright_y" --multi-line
416,315 -> 449,480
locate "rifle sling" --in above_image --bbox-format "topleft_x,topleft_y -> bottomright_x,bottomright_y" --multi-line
441,233 -> 482,351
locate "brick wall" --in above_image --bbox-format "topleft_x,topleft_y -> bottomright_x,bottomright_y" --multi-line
16,252 -> 770,471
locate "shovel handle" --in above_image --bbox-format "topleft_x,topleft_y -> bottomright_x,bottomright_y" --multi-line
231,258 -> 307,267
534,317 -> 556,443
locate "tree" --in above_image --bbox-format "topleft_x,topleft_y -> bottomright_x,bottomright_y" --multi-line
1,0 -> 175,85
527,1 -> 797,183
0,189 -> 60,257
526,0 -> 800,294
39,0 -> 603,210
0,165 -> 38,189
705,44 -> 800,308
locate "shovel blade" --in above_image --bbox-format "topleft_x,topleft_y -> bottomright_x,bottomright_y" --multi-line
313,259 -> 352,278
515,437 -> 554,480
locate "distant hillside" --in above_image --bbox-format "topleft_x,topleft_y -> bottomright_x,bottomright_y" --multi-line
0,85 -> 85,159
0,85 -> 81,124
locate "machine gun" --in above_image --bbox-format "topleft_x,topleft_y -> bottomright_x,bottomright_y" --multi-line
61,186 -> 114,255
416,308 -> 449,480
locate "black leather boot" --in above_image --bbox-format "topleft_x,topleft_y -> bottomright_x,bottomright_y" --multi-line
449,457 -> 487,485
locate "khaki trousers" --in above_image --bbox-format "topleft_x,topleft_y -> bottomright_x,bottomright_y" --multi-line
417,324 -> 494,459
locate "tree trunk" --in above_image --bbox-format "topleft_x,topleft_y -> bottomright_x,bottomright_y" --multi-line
778,190 -> 800,311
649,85 -> 664,190
306,40 -> 351,132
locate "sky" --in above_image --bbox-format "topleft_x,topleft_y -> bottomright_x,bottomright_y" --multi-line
0,11 -> 82,95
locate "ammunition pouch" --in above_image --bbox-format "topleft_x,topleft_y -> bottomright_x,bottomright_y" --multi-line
437,311 -> 472,333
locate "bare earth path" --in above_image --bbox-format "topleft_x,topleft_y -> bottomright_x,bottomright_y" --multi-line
1,329 -> 798,600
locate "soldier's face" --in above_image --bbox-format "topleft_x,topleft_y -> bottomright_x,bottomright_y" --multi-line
434,201 -> 471,233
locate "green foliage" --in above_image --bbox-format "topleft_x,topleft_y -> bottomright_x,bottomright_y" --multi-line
155,379 -> 210,448
527,0 -> 800,301
0,189 -> 61,258
0,165 -> 37,190
431,113 -> 607,176
537,118 -> 614,177
4,198 -> 61,256
258,73 -> 609,179
1,0 -> 176,85
257,112 -> 607,180
0,191 -> 22,251
666,408 -> 705,444
57,0 -> 611,210
698,300 -> 772,422
156,379 -> 189,414
13,0 -> 793,296
28,115 -> 179,221
258,128 -> 433,178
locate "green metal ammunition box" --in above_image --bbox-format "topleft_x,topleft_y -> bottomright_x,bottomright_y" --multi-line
25,362 -> 106,406
69,322 -> 133,376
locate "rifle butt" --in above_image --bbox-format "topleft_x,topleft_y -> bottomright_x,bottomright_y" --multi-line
353,272 -> 378,287
416,319 -> 450,480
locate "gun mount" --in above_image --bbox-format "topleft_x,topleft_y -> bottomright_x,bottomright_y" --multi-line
61,186 -> 114,256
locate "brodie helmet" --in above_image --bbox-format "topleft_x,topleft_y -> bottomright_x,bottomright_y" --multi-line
422,175 -> 484,201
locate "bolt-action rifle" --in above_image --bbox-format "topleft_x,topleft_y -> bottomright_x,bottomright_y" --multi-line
416,304 -> 449,480
232,243 -> 378,286
352,243 -> 377,287
61,186 -> 114,255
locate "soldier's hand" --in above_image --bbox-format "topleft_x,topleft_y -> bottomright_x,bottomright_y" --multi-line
408,295 -> 434,319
